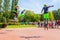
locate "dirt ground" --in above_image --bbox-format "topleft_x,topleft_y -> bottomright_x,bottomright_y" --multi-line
0,28 -> 60,40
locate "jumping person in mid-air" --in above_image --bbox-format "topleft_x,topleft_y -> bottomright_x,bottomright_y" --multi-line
15,5 -> 19,17
20,9 -> 26,22
41,4 -> 54,30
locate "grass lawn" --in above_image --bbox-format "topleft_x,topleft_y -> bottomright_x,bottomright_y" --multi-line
6,25 -> 37,28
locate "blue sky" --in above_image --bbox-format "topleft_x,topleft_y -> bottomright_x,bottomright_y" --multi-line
18,0 -> 60,14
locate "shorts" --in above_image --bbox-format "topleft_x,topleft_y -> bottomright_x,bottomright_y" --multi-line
44,13 -> 49,19
19,14 -> 25,17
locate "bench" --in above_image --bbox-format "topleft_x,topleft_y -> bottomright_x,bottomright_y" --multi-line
9,19 -> 18,25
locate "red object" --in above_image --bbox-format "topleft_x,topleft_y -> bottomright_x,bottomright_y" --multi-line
48,23 -> 53,27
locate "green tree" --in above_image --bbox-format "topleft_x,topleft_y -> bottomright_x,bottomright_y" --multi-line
52,10 -> 59,20
58,9 -> 60,20
3,0 -> 10,22
49,11 -> 54,21
40,14 -> 44,21
21,10 -> 40,22
0,0 -> 2,12
10,0 -> 19,19
0,0 -> 2,22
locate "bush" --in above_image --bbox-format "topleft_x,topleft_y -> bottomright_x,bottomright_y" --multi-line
0,23 -> 7,28
0,17 -> 7,28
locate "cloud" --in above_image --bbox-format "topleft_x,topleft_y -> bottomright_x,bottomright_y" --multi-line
18,0 -> 60,13
27,0 -> 42,13
52,0 -> 60,4
52,0 -> 56,2
50,0 -> 57,5
28,0 -> 41,9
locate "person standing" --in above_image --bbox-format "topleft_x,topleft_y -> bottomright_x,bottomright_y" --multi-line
37,20 -> 41,28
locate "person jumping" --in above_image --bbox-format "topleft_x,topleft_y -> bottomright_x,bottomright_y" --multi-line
41,4 -> 54,30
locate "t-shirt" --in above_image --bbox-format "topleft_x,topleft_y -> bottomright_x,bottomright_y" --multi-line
43,6 -> 49,13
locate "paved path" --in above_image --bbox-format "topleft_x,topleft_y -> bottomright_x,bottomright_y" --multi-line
0,28 -> 60,40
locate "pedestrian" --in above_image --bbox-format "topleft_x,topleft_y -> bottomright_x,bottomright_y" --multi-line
52,20 -> 56,28
44,21 -> 48,30
37,20 -> 41,28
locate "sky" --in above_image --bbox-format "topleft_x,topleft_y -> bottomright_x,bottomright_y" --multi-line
18,0 -> 60,14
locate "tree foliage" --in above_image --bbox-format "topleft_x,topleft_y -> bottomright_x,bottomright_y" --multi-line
49,11 -> 54,21
0,0 -> 2,22
18,10 -> 40,22
3,0 -> 10,22
0,0 -> 2,12
52,9 -> 60,20
10,0 -> 19,19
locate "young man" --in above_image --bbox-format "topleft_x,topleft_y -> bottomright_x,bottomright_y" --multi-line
41,4 -> 54,30
20,9 -> 26,22
15,5 -> 19,18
